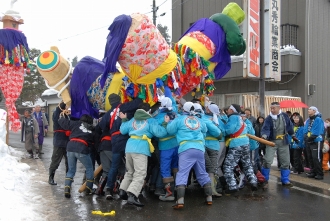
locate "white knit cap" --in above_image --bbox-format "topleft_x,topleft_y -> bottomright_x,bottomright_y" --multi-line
159,97 -> 173,110
309,106 -> 319,115
183,102 -> 194,113
208,104 -> 220,124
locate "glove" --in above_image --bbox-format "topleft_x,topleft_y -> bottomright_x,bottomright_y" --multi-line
292,136 -> 299,144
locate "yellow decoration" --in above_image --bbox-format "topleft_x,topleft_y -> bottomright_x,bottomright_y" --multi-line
178,36 -> 216,72
222,2 -> 245,25
105,71 -> 125,111
91,210 -> 116,216
196,70 -> 202,76
121,50 -> 177,85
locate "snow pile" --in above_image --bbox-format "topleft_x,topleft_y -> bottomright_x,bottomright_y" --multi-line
41,89 -> 58,96
0,109 -> 40,221
280,45 -> 301,56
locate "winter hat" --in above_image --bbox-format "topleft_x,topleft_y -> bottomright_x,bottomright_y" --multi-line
229,104 -> 241,113
193,103 -> 204,113
309,106 -> 319,115
108,93 -> 121,105
183,102 -> 194,113
159,97 -> 173,110
208,103 -> 220,124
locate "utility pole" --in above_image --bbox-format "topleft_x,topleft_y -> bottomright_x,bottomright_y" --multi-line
152,0 -> 158,25
259,0 -> 265,117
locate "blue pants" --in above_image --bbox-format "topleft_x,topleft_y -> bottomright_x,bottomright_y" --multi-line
176,148 -> 210,186
160,147 -> 179,179
66,152 -> 94,189
106,151 -> 125,189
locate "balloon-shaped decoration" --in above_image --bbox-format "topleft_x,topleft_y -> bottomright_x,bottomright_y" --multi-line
165,2 -> 246,98
102,13 -> 177,105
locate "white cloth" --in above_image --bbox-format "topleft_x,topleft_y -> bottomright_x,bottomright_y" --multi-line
208,104 -> 220,125
193,103 -> 204,113
229,105 -> 237,113
269,110 -> 282,120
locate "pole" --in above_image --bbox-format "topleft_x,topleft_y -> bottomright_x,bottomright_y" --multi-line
153,0 -> 157,25
259,0 -> 265,117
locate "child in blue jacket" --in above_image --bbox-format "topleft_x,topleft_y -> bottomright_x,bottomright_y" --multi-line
118,103 -> 167,207
289,115 -> 305,174
153,97 -> 179,202
165,102 -> 212,209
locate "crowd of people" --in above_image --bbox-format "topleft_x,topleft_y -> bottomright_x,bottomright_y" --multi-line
20,94 -> 330,209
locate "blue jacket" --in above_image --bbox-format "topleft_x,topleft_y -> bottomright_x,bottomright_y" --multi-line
261,112 -> 294,143
153,109 -> 179,151
289,126 -> 305,148
166,113 -> 207,154
303,115 -> 324,142
225,113 -> 249,148
120,110 -> 167,156
218,114 -> 227,142
202,114 -> 221,151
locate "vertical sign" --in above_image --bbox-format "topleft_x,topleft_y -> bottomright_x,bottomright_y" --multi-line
243,0 -> 260,78
265,0 -> 281,81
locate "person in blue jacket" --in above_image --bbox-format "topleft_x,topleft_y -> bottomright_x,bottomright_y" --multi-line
195,103 -> 222,197
223,104 -> 257,194
289,115 -> 305,174
118,103 -> 167,207
303,106 -> 324,180
261,102 -> 296,188
165,102 -> 212,209
153,96 -> 179,202
58,114 -> 95,198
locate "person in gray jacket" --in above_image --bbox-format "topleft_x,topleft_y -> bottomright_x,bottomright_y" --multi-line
21,109 -> 40,159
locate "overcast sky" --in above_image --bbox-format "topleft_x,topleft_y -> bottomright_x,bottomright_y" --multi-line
0,0 -> 173,61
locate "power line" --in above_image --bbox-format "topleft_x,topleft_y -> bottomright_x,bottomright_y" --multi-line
158,0 -> 168,7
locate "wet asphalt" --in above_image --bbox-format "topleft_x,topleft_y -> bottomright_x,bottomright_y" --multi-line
9,131 -> 330,221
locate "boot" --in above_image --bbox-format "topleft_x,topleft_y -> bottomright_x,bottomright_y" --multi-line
261,168 -> 270,189
95,176 -> 107,195
34,149 -> 39,159
39,144 -> 44,154
28,150 -> 33,159
203,183 -> 213,205
159,182 -> 175,201
64,177 -> 73,198
85,179 -> 94,195
127,192 -> 144,207
215,175 -> 223,193
106,188 -> 114,200
172,185 -> 185,209
281,169 -> 293,187
119,189 -> 128,200
82,172 -> 86,185
48,170 -> 57,185
209,173 -> 222,197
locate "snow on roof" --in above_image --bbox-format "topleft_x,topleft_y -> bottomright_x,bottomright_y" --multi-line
42,89 -> 58,96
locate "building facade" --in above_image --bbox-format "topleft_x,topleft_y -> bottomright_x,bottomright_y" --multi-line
172,0 -> 330,117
